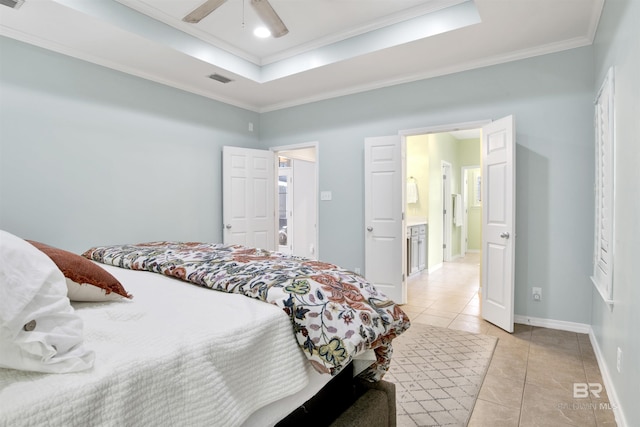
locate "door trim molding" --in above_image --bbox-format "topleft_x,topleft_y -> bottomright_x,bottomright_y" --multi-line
399,120 -> 491,137
461,165 -> 481,256
442,161 -> 452,262
270,141 -> 319,154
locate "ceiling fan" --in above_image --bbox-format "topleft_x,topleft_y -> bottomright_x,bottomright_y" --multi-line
183,0 -> 289,38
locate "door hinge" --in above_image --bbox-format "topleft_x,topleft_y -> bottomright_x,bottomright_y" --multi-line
443,243 -> 446,249
402,273 -> 405,282
443,174 -> 447,180
402,212 -> 405,220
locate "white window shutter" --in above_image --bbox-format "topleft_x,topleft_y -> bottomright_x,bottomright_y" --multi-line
591,67 -> 615,303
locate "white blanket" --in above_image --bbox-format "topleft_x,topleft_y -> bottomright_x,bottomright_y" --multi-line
0,264 -> 312,427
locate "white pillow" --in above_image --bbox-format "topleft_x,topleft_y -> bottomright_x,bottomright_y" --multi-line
0,230 -> 95,373
65,277 -> 127,302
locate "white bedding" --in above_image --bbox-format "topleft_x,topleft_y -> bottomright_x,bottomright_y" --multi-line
0,264 -> 320,427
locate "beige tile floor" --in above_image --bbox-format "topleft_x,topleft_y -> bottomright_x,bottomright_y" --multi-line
402,253 -> 617,427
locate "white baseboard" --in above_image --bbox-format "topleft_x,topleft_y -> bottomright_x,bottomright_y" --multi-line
513,315 -> 626,426
588,329 -> 628,427
514,315 -> 591,333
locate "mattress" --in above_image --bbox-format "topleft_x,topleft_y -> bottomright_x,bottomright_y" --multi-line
83,241 -> 410,381
0,264 -> 330,427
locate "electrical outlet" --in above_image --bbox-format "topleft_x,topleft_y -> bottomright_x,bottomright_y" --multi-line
617,347 -> 623,373
354,267 -> 361,275
532,287 -> 542,302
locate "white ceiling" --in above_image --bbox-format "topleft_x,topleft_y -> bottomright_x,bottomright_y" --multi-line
0,0 -> 604,112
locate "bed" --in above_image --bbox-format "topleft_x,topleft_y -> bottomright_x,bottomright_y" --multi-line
0,231 -> 410,426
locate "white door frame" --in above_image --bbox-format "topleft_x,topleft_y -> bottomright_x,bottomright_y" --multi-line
442,161 -> 452,262
271,142 -> 319,258
400,121 -> 490,137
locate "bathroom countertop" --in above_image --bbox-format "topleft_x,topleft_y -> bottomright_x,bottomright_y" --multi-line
406,217 -> 427,227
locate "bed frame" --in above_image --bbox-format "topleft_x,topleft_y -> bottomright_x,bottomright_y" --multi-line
276,363 -> 396,427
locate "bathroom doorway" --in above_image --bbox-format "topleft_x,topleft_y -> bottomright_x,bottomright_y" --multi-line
272,143 -> 319,260
405,129 -> 481,273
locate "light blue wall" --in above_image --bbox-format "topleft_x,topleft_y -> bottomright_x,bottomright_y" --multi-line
0,32 -> 600,329
591,0 -> 640,425
261,47 -> 596,325
0,37 -> 261,253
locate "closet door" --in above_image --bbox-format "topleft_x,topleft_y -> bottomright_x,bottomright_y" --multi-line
222,146 -> 275,250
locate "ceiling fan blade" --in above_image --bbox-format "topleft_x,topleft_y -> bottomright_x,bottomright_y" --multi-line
183,0 -> 227,24
251,0 -> 289,38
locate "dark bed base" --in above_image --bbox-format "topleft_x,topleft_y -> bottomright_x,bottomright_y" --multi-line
276,365 -> 396,427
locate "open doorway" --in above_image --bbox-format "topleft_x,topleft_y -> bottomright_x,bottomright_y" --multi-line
272,143 -> 319,260
405,129 -> 482,272
403,127 -> 483,327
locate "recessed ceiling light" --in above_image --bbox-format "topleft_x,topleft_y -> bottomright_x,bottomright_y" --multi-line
253,27 -> 271,38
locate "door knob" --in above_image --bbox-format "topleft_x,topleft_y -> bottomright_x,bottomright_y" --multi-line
367,226 -> 373,232
500,232 -> 510,239
225,224 -> 232,229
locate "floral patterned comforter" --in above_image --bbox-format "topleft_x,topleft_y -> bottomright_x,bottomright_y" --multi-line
82,242 -> 410,381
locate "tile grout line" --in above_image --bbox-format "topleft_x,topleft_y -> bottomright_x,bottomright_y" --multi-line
517,329 -> 532,427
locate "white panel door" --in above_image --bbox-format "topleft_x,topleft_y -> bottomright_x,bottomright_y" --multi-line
481,116 -> 516,332
364,136 -> 406,304
222,146 -> 275,250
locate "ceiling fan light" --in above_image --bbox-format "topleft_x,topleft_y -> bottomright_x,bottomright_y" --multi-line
254,27 -> 271,38
250,0 -> 289,38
